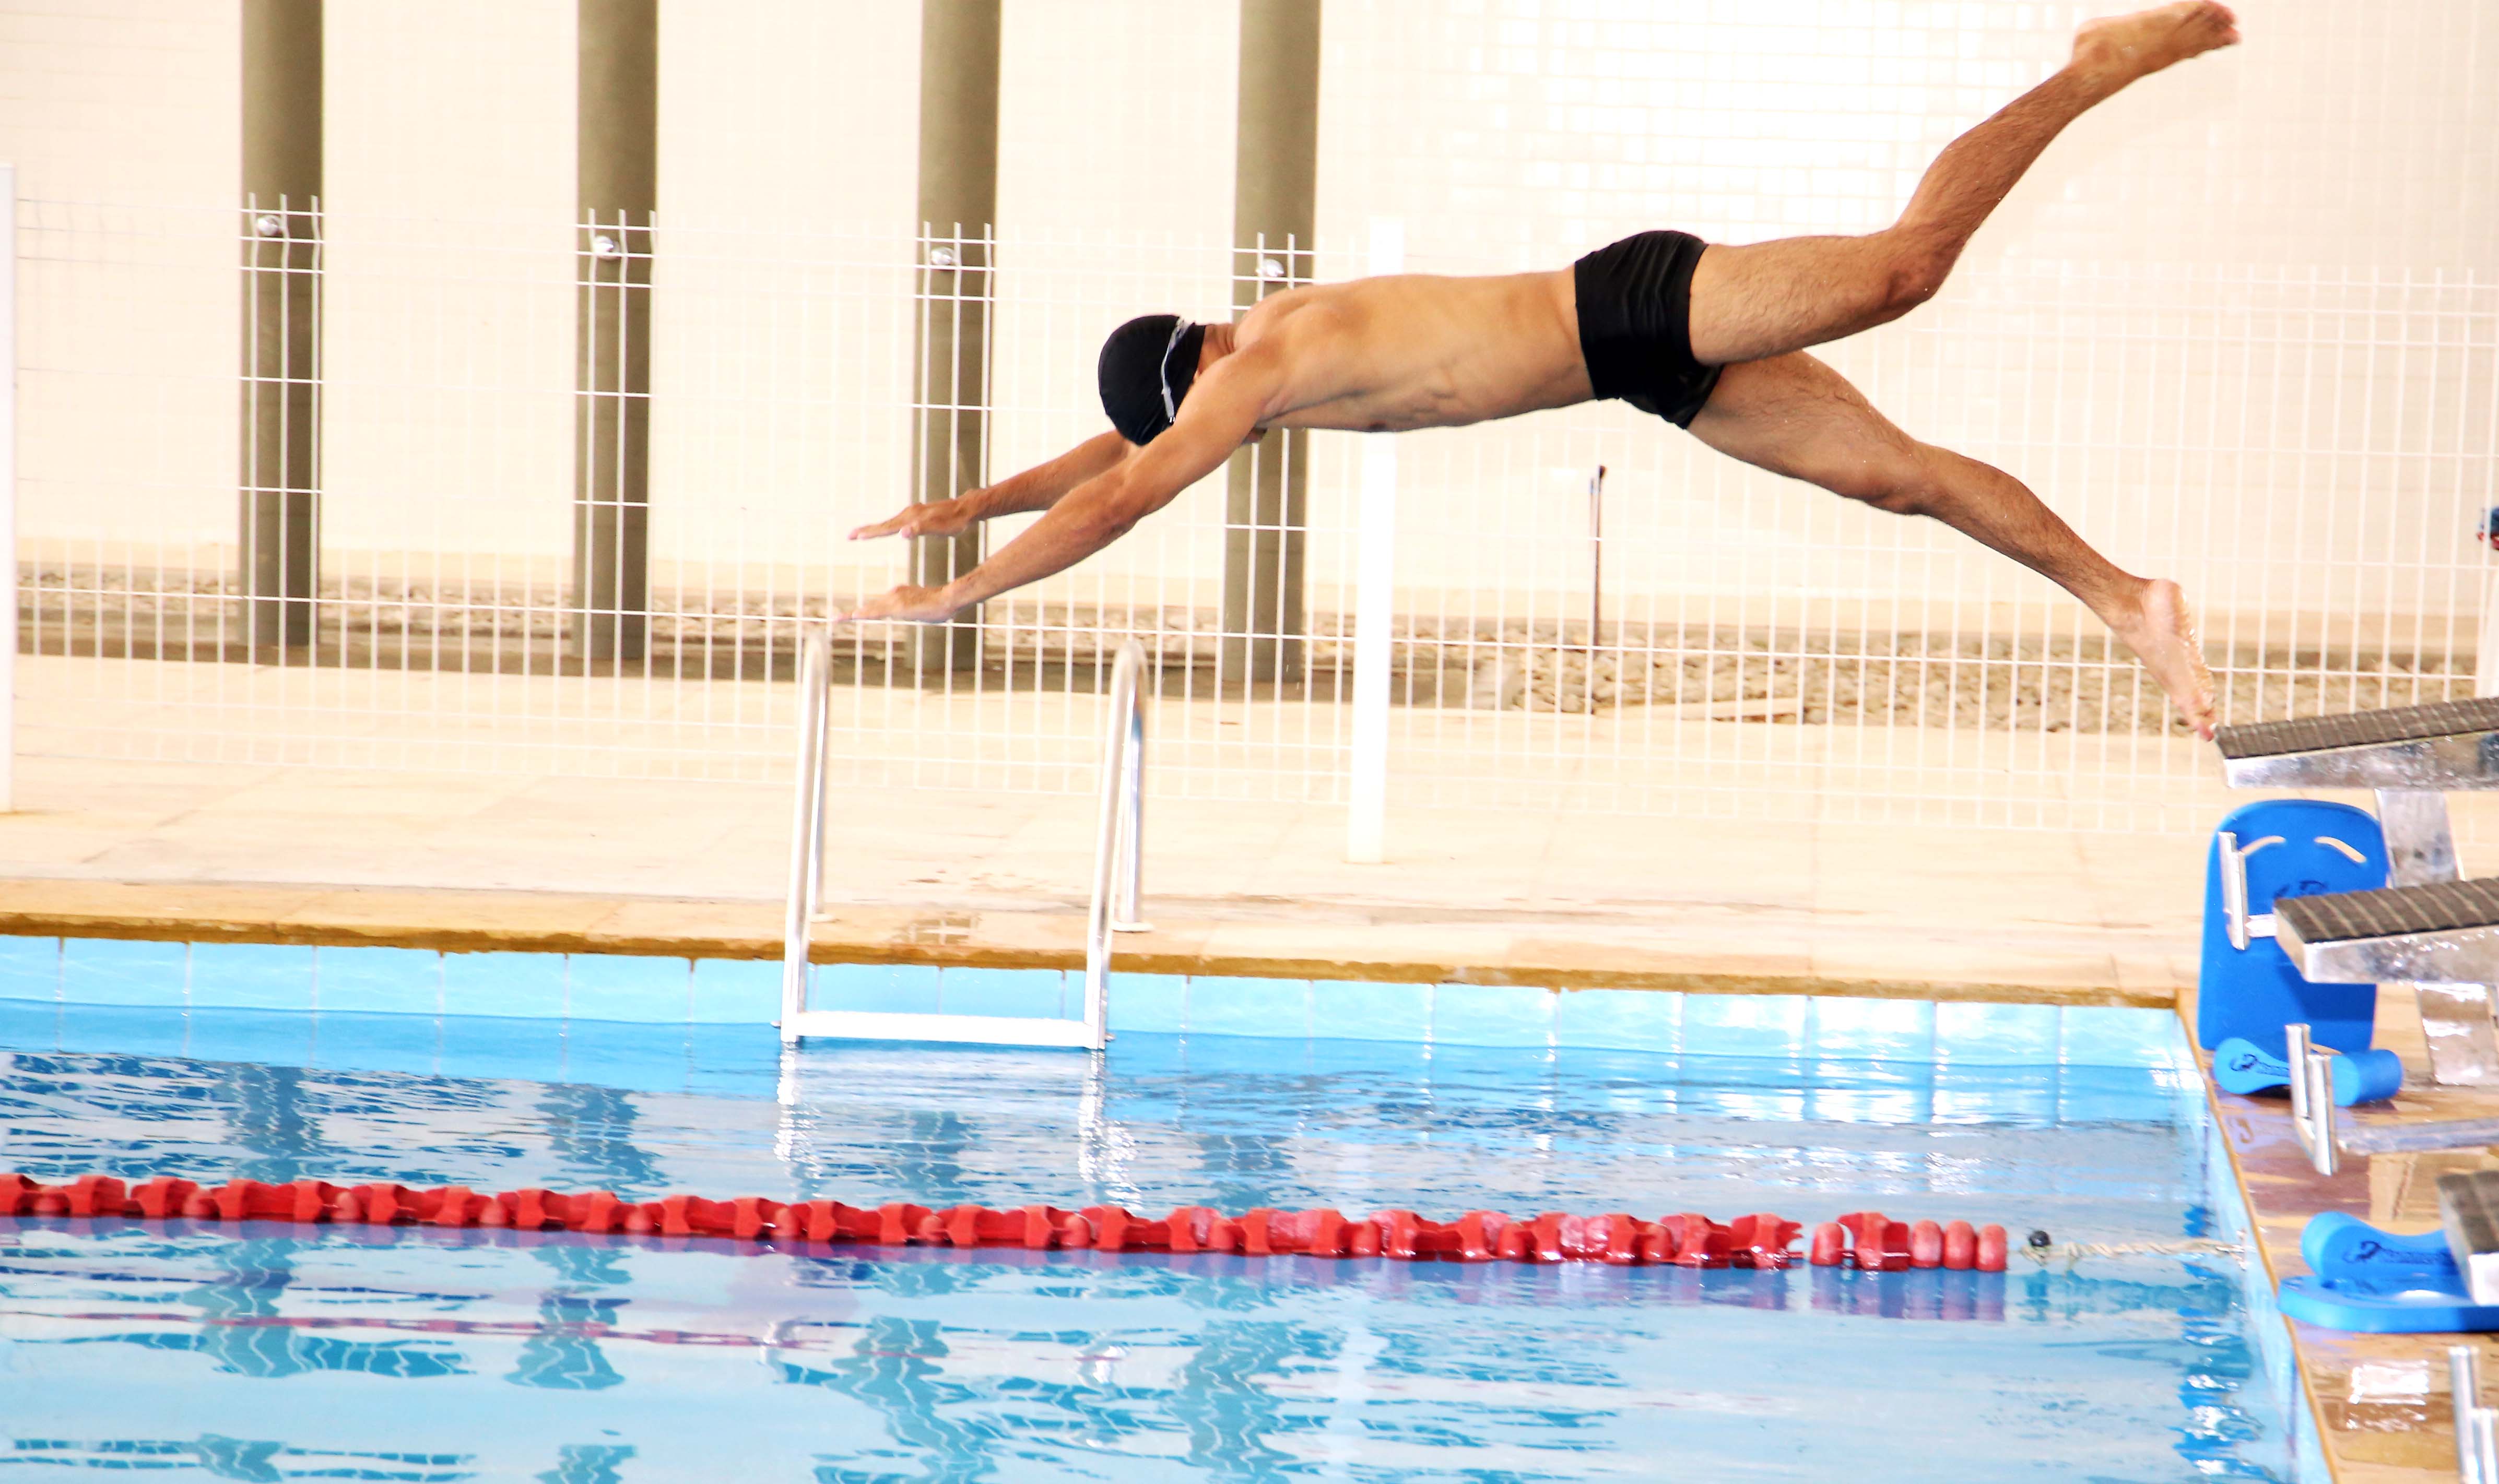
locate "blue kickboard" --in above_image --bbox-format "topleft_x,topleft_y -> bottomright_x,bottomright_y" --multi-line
2278,1212 -> 2499,1334
2211,1037 -> 2404,1106
2197,799 -> 2387,1057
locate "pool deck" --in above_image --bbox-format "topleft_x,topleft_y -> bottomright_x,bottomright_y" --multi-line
0,754 -> 2205,1004
2207,988 -> 2499,1482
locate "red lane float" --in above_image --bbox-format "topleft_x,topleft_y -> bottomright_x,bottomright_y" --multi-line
0,1173 -> 2008,1272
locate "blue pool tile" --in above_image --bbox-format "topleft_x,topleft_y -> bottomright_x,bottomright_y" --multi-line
686,1023 -> 783,1099
1102,1027 -> 1184,1071
2058,1005 -> 2177,1069
1186,977 -> 1311,1039
1800,1083 -> 1937,1125
182,1007 -> 317,1068
54,1003 -> 190,1059
60,938 -> 188,1007
1306,1037 -> 1433,1076
1554,1046 -> 1682,1089
187,942 -> 315,1012
441,951 -> 568,1020
690,958 -> 777,1025
1935,1002 -> 2064,1065
2057,1064 -> 2179,1124
1429,1043 -> 1554,1089
1430,984 -> 1553,1048
1180,1035 -> 1312,1076
1309,981 -> 1432,1043
0,936 -> 60,1002
1553,988 -> 1679,1053
1679,993 -> 1808,1060
813,963 -> 941,1016
438,1015 -> 569,1083
312,946 -> 441,1016
1931,1065 -> 2062,1125
567,953 -> 692,1023
559,1018 -> 694,1094
1106,973 -> 1187,1034
0,996 -> 60,1050
1682,1079 -> 1807,1122
308,1011 -> 444,1079
939,967 -> 1066,1020
1808,998 -> 1935,1064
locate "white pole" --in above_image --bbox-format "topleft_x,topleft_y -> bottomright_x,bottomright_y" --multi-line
1346,216 -> 1402,864
2480,564 -> 2499,697
1,164 -> 16,813
780,627 -> 830,1041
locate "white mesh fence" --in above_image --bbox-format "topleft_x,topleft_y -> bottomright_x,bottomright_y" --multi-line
10,195 -> 2498,832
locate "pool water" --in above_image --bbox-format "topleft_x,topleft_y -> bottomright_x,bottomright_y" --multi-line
0,1003 -> 2295,1481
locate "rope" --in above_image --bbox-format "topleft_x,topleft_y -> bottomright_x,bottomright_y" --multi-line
2017,1237 -> 2248,1271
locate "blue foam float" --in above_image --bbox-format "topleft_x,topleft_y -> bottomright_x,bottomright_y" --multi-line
2196,799 -> 2388,1057
2210,1037 -> 2404,1106
2278,1212 -> 2499,1334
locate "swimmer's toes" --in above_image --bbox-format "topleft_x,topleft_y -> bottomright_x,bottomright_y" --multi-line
2131,578 -> 2218,735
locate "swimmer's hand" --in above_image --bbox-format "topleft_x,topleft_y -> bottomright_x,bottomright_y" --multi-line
848,495 -> 979,542
839,583 -> 962,625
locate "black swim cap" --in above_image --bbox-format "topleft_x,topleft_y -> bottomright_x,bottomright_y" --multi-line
1099,314 -> 1207,445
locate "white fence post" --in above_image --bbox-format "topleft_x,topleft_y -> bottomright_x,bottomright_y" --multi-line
1,163 -> 16,813
2480,565 -> 2499,698
1346,216 -> 1402,864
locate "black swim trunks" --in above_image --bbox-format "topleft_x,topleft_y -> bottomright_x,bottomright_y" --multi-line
1573,230 -> 1721,428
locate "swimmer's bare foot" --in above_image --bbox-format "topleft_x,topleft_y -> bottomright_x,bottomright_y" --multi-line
2109,578 -> 2218,740
2071,2 -> 2241,95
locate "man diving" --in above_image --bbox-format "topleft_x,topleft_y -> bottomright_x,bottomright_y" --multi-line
846,1 -> 2240,739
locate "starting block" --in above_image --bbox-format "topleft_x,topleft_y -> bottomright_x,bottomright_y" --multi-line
2215,697 -> 2499,1086
2198,798 -> 2386,1056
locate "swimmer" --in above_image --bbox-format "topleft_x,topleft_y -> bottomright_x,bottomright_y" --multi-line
848,2 -> 2235,739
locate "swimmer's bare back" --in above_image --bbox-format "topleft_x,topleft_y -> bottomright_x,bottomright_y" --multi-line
1219,272 -> 1590,435
844,1 -> 2236,738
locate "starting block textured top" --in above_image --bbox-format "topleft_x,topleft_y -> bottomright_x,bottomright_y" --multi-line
2442,1170 -> 2499,1307
2216,697 -> 2499,789
2277,877 -> 2499,984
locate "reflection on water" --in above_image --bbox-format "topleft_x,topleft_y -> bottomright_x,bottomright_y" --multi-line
0,1025 -> 2292,1481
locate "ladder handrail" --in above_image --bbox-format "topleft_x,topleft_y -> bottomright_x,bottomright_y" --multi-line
780,625 -> 833,1041
1083,640 -> 1150,1050
778,628 -> 1144,1052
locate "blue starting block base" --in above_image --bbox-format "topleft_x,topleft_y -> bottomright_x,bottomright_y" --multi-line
2278,1212 -> 2499,1334
2197,799 -> 2388,1058
2211,1037 -> 2404,1106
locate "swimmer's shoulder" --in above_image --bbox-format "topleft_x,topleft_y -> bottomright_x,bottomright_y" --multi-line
1237,282 -> 1365,348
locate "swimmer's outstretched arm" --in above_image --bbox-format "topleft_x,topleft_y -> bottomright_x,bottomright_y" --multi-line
843,347 -> 1278,623
847,430 -> 1131,542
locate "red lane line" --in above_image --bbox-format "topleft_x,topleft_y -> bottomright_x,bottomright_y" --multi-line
0,1173 -> 2011,1272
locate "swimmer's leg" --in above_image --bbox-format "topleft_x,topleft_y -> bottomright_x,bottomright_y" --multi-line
1685,352 -> 2216,738
1683,2 -> 2239,366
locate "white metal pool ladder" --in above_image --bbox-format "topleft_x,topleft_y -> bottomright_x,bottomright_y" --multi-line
777,629 -> 1147,1049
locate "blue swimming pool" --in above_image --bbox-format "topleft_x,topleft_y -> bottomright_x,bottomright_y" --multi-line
0,973 -> 2305,1483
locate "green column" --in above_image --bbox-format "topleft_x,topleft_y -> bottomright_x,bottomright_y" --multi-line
909,0 -> 1000,681
1222,0 -> 1321,689
239,0 -> 322,653
569,0 -> 656,664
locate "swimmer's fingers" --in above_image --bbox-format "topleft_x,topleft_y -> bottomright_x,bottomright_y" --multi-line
848,497 -> 973,542
837,583 -> 962,625
846,504 -> 927,541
